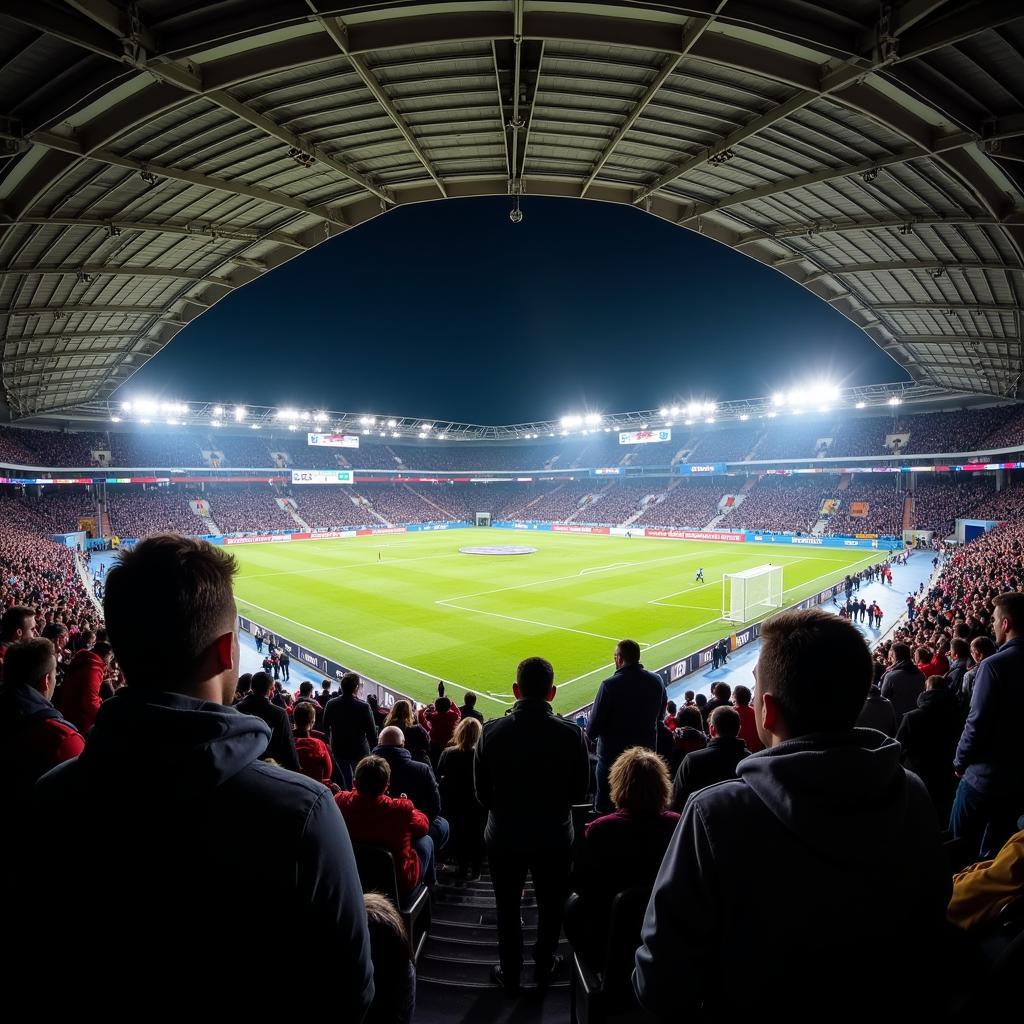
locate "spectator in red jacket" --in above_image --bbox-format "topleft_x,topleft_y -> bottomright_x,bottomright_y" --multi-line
335,755 -> 432,895
663,701 -> 677,732
0,637 -> 84,806
57,640 -> 113,734
419,696 -> 461,766
293,701 -> 335,789
732,684 -> 765,754
916,646 -> 942,679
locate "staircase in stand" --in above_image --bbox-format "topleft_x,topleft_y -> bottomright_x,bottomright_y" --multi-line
416,868 -> 570,1024
902,492 -> 914,532
404,483 -> 451,520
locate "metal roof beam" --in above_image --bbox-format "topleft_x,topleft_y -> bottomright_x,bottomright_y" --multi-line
4,346 -> 149,366
3,331 -> 144,345
2,264 -> 212,283
310,7 -> 447,198
874,302 -> 1019,313
805,259 -> 1022,281
739,214 -> 1007,244
884,334 -> 1021,347
2,305 -> 168,318
580,7 -> 722,198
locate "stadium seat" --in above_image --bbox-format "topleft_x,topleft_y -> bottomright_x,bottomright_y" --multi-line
568,887 -> 648,1024
353,842 -> 431,962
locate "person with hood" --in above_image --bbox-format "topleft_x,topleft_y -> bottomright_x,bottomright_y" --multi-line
952,592 -> 1024,860
0,637 -> 83,806
323,672 -> 379,788
17,535 -> 373,1018
634,608 -> 951,1019
55,639 -> 112,734
880,642 -> 926,720
896,675 -> 960,822
236,671 -> 301,771
856,680 -> 898,737
587,639 -> 666,813
669,706 -> 749,811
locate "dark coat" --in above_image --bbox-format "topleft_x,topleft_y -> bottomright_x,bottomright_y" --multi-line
587,662 -> 666,766
671,736 -> 749,811
896,687 -> 960,819
474,699 -> 590,851
323,692 -> 378,763
880,660 -> 926,720
857,685 -> 898,737
372,743 -> 441,821
236,692 -> 300,771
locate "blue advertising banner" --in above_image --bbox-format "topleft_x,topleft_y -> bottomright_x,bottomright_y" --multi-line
678,463 -> 727,475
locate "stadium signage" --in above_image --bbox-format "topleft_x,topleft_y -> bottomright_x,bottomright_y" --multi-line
790,537 -> 823,545
593,467 -> 623,476
552,524 -> 611,534
307,432 -> 360,448
678,463 -> 726,475
291,469 -> 354,485
619,429 -> 671,445
644,529 -> 746,543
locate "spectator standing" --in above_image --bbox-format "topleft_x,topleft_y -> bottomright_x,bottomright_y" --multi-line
856,681 -> 898,737
587,639 -> 666,813
384,700 -> 431,763
56,640 -> 113,734
951,592 -> 1024,859
323,672 -> 379,788
437,717 -> 485,880
237,671 -> 301,771
474,657 -> 590,992
15,536 -> 373,1017
702,682 -> 732,725
293,701 -> 335,789
895,675 -> 960,823
634,609 -> 951,1017
879,642 -> 926,720
669,706 -> 707,776
419,692 -> 461,767
279,649 -> 290,682
458,691 -> 485,724
960,636 -> 996,712
946,638 -> 971,709
366,693 -> 388,731
670,706 -> 749,811
731,685 -> 764,754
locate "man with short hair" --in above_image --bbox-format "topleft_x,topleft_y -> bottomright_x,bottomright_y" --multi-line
57,640 -> 113,734
323,672 -> 379,789
896,675 -> 960,823
237,671 -> 301,771
880,642 -> 926,720
587,639 -> 666,813
475,657 -> 590,992
730,685 -> 763,754
670,706 -> 748,811
458,691 -> 484,724
947,638 -> 971,707
634,609 -> 950,1017
0,637 -> 83,805
703,681 -> 732,724
17,535 -> 373,1017
0,606 -> 37,680
952,592 -> 1024,859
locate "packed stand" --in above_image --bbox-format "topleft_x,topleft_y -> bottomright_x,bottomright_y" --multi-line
632,480 -> 725,529
830,415 -> 898,457
902,406 -> 1019,455
106,487 -> 204,538
753,419 -> 834,460
206,486 -> 297,533
2,488 -> 95,534
109,432 -> 205,467
912,478 -> 995,537
354,485 -> 458,525
690,424 -> 761,462
497,482 -> 596,522
723,475 -> 836,532
582,483 -> 654,524
969,481 -> 1024,521
215,433 -> 273,467
827,480 -> 905,536
11,428 -> 108,467
292,486 -> 376,529
980,407 -> 1024,451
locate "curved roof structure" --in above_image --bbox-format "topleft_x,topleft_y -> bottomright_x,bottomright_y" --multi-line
1,0 -> 1022,418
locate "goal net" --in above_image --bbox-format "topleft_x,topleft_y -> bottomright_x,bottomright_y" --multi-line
721,564 -> 784,623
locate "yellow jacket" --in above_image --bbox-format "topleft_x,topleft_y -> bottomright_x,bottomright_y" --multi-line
948,829 -> 1024,930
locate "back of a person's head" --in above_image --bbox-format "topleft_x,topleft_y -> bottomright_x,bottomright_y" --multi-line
378,725 -> 404,747
709,705 -> 741,739
435,696 -> 452,713
757,609 -> 872,737
516,656 -> 555,700
384,699 -> 411,728
298,681 -> 313,696
927,674 -> 948,691
609,747 -> 671,817
616,639 -> 641,664
695,693 -> 708,709
451,716 -> 482,751
236,672 -> 252,694
251,671 -> 273,697
3,637 -> 55,692
732,684 -> 752,706
676,706 -> 704,733
971,636 -> 997,659
463,692 -> 477,708
293,701 -> 316,729
915,646 -> 933,664
1,605 -> 34,642
320,678 -> 331,690
950,638 -> 970,659
354,755 -> 390,797
363,892 -> 414,1022
891,643 -> 912,663
341,672 -> 360,696
665,700 -> 677,715
103,534 -> 236,691
41,622 -> 68,644
684,690 -> 694,701
93,640 -> 112,661
713,682 -> 732,701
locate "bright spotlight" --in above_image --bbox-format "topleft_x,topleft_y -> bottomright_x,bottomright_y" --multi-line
771,393 -> 785,406
855,401 -> 866,409
438,434 -> 447,440
684,419 -> 693,426
313,411 -> 328,423
818,405 -> 829,414
250,424 -> 261,430
687,402 -> 702,417
387,419 -> 397,428
213,405 -> 224,416
888,396 -> 902,406
211,420 -> 222,428
767,411 -> 777,419
391,431 -> 400,438
110,416 -> 122,423
584,413 -> 601,426
705,417 -> 715,424
121,401 -> 132,411
234,406 -> 247,421
787,390 -> 801,406
288,424 -> 298,431
670,405 -> 680,416
739,414 -> 749,421
659,407 -> 669,417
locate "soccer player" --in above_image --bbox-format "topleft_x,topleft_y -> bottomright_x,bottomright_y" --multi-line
695,567 -> 704,583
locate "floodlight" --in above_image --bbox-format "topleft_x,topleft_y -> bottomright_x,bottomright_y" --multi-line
787,390 -> 801,406
135,398 -> 157,415
288,424 -> 298,431
660,407 -> 669,416
560,430 -> 568,436
234,406 -> 247,421
121,401 -> 132,411
301,411 -> 310,421
251,424 -> 261,430
418,432 -> 427,438
438,434 -> 447,440
387,419 -> 397,427
772,393 -> 785,406
211,420 -> 222,428
391,431 -> 400,438
818,405 -> 829,413
213,405 -> 224,416
855,401 -> 866,409
313,411 -> 327,423
767,411 -> 777,419
687,402 -> 701,417
139,418 -> 151,425
584,413 -> 601,425
379,431 -> 386,436
792,408 -> 804,415
166,419 -> 178,426
423,424 -> 433,431
705,417 -> 715,424
704,402 -> 717,413
110,416 -> 122,423
888,396 -> 901,406
684,419 -> 693,426
739,414 -> 749,421
670,405 -> 680,416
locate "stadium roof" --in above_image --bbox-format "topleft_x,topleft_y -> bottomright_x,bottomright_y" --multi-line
1,0 -> 1023,419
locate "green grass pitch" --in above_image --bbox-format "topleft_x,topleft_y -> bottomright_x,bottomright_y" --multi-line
231,528 -> 885,716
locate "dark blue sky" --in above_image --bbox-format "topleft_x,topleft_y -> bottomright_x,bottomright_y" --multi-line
128,196 -> 906,423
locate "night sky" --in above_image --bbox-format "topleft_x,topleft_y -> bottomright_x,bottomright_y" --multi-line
126,196 -> 907,424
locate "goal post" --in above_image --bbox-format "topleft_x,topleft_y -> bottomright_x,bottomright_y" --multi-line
721,563 -> 784,623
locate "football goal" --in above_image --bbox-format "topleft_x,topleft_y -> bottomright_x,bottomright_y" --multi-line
721,563 -> 784,623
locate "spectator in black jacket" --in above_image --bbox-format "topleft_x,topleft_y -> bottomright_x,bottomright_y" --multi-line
670,706 -> 749,810
237,671 -> 300,772
474,657 -> 590,993
702,682 -> 732,725
374,725 -> 449,856
587,639 -> 666,813
856,683 -> 898,736
945,638 -> 971,709
11,535 -> 373,1018
896,675 -> 960,822
324,672 -> 379,788
438,716 -> 485,879
880,642 -> 926,720
458,691 -> 484,724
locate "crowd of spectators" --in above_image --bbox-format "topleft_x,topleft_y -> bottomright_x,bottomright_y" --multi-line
723,475 -> 836,532
206,486 -> 296,534
751,420 -> 832,460
108,431 -> 205,467
354,485 -> 462,525
970,481 -> 1024,521
826,479 -> 905,536
292,486 -> 377,529
689,425 -> 761,462
106,487 -> 204,537
913,479 -> 996,537
632,480 -> 725,528
2,488 -> 95,534
497,482 -> 596,522
902,406 -> 1022,455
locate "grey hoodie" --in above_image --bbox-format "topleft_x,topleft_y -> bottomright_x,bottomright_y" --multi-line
19,688 -> 374,1017
634,729 -> 951,1018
